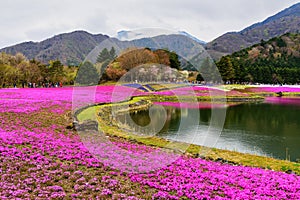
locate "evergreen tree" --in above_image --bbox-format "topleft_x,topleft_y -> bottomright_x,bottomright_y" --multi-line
96,48 -> 110,63
76,61 -> 99,85
109,47 -> 116,60
97,47 -> 117,63
216,56 -> 235,82
168,51 -> 181,70
196,73 -> 204,82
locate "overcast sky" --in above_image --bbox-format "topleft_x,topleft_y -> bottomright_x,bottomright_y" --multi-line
0,0 -> 299,48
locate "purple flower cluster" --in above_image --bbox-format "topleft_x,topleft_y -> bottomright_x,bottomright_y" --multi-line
154,102 -> 229,109
246,86 -> 300,93
0,86 -> 299,199
130,157 -> 300,199
0,87 -> 149,198
154,86 -> 224,97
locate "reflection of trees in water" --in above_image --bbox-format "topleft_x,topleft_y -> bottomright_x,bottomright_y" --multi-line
116,106 -> 182,135
117,106 -> 205,136
117,103 -> 300,161
160,107 -> 181,133
119,102 -> 300,138
199,109 -> 211,123
222,103 -> 300,161
224,103 -> 300,137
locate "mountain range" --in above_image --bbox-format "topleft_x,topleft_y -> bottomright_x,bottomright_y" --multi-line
84,34 -> 206,71
1,31 -> 108,66
1,2 -> 300,64
206,2 -> 300,59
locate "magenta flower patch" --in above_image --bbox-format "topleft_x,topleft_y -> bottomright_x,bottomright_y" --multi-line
0,86 -> 299,198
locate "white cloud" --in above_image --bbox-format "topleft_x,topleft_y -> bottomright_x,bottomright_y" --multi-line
0,0 -> 299,48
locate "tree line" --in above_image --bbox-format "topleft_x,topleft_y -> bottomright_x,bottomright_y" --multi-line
216,55 -> 300,84
75,47 -> 182,85
0,52 -> 77,88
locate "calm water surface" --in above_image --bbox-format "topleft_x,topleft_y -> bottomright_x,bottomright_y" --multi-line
117,97 -> 300,161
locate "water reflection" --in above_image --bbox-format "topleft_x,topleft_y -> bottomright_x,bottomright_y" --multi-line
116,100 -> 300,161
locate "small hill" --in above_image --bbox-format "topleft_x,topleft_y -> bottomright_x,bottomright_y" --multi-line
206,3 -> 300,59
1,31 -> 108,66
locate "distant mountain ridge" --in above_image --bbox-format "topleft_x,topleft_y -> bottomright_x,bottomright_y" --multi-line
85,34 -> 206,71
1,2 -> 300,64
206,2 -> 300,59
1,31 -> 108,65
1,30 -> 205,66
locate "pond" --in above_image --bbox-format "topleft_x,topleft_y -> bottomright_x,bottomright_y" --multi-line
116,97 -> 300,162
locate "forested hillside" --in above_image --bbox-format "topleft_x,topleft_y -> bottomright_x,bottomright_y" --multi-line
216,33 -> 300,84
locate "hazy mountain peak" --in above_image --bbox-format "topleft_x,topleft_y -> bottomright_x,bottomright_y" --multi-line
117,29 -> 206,44
116,29 -> 177,41
178,31 -> 206,44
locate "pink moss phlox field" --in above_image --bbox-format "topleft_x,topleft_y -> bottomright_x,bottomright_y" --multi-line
154,102 -> 228,109
246,86 -> 300,93
0,86 -> 299,198
154,86 -> 225,97
154,86 -> 248,97
130,157 -> 300,199
83,138 -> 179,173
226,89 -> 250,97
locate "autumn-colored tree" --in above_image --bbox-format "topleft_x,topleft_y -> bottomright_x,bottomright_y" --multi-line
0,64 -> 14,87
48,60 -> 65,83
106,62 -> 127,81
15,53 -> 26,64
103,48 -> 183,82
154,49 -> 170,66
116,48 -> 157,70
